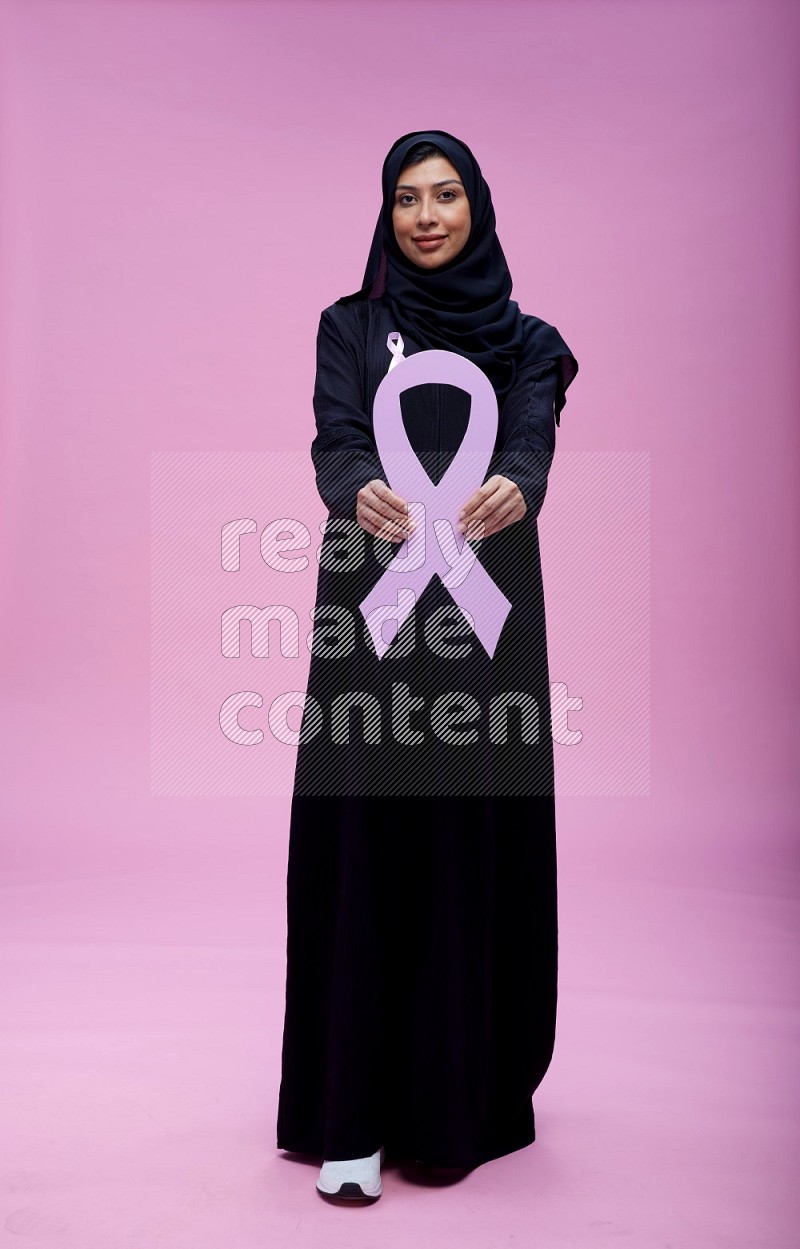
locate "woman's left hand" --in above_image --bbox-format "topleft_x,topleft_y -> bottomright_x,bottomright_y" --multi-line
458,475 -> 527,540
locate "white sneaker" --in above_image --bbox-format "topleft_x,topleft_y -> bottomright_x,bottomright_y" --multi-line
316,1145 -> 385,1200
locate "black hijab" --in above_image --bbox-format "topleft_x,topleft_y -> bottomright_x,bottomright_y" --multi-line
336,129 -> 578,420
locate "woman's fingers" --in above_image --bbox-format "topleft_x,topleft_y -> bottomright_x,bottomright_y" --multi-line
459,476 -> 503,532
358,497 -> 412,542
468,497 -> 522,539
458,480 -> 494,526
358,480 -> 417,540
371,479 -> 412,517
459,476 -> 526,539
370,482 -> 417,534
460,481 -> 498,537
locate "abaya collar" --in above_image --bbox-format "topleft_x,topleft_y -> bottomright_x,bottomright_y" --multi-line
336,129 -> 578,418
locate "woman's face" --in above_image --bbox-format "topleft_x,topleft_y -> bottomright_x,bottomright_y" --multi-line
392,156 -> 471,269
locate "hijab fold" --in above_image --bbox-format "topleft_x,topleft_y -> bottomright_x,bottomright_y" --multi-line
337,129 -> 578,418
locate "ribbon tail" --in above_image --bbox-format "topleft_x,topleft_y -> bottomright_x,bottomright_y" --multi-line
359,565 -> 431,660
442,558 -> 513,659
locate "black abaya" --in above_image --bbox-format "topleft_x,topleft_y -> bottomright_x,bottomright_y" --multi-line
276,292 -> 567,1167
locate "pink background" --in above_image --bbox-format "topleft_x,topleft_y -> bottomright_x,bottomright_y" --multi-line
1,0 -> 798,1244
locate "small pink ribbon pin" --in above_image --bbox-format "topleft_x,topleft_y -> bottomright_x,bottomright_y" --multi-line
359,345 -> 513,660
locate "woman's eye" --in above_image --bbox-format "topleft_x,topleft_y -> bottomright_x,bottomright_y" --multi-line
397,190 -> 458,205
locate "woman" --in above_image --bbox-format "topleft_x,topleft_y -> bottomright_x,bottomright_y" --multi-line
276,130 -> 579,1201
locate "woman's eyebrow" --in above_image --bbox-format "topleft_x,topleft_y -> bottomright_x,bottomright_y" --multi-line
395,179 -> 465,191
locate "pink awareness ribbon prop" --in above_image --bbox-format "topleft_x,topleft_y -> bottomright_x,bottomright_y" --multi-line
359,347 -> 513,660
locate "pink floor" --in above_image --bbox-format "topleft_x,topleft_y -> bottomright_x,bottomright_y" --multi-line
1,799 -> 796,1248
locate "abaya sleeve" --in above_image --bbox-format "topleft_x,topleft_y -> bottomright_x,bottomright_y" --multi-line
310,306 -> 386,521
488,355 -> 559,523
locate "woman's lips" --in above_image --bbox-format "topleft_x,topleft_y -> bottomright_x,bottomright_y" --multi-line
415,236 -> 446,249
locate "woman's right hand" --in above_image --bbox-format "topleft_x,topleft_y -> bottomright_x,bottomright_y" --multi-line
356,479 -> 417,543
